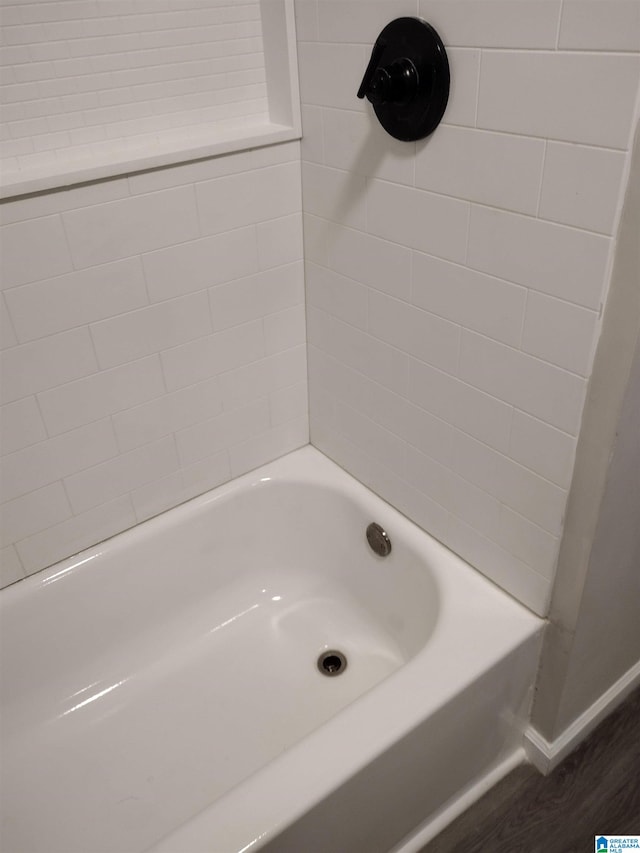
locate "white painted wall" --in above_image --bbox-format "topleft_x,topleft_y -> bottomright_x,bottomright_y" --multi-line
297,0 -> 640,615
531,117 -> 640,743
0,141 -> 307,587
556,334 -> 640,731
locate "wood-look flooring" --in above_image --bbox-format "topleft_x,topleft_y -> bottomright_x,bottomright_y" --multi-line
420,686 -> 640,853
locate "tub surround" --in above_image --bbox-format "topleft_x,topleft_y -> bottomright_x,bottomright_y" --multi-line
2,0 -> 639,617
0,140 -> 307,586
298,0 -> 640,616
1,0 -> 305,587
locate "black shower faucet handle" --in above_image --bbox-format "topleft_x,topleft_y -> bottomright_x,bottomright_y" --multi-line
358,56 -> 419,106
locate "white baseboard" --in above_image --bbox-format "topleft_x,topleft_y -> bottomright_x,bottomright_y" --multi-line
524,659 -> 640,775
390,747 -> 526,853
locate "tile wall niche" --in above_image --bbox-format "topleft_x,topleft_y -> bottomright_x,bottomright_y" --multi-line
0,0 -> 302,197
0,0 -> 267,169
0,140 -> 307,587
297,0 -> 640,615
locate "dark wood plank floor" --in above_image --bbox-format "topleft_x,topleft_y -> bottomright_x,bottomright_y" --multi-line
420,686 -> 640,853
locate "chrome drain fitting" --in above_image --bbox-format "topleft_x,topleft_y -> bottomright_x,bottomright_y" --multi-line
317,650 -> 348,677
366,522 -> 392,557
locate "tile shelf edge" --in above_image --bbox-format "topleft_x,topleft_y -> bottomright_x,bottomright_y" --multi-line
0,122 -> 300,201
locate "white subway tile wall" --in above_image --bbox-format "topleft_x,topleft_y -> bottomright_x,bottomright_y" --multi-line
298,0 -> 640,615
1,0 -> 638,621
0,141 -> 307,582
0,0 -> 268,178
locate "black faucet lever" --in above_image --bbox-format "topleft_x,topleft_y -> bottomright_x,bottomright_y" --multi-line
357,40 -> 386,100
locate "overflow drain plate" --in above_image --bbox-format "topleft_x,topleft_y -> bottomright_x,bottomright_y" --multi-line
366,522 -> 392,557
317,650 -> 348,677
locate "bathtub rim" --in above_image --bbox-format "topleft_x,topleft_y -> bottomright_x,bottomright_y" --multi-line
129,446 -> 544,853
1,445 -> 544,853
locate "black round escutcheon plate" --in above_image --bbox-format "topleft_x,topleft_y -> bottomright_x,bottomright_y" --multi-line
357,18 -> 450,142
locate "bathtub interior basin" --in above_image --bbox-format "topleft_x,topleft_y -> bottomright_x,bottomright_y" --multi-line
0,446 -> 543,853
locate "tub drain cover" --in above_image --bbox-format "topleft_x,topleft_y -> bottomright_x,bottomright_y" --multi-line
317,650 -> 347,677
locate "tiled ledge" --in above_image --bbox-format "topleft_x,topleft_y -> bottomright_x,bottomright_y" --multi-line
1,119 -> 300,200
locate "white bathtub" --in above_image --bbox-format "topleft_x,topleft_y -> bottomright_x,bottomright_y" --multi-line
0,447 -> 542,853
